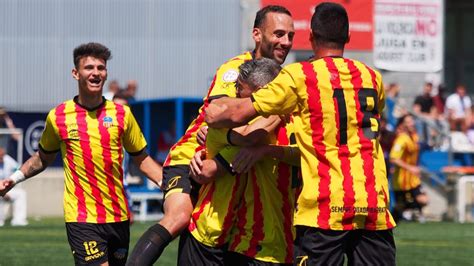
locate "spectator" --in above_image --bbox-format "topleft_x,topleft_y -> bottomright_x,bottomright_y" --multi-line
413,82 -> 436,146
124,80 -> 138,102
413,82 -> 435,115
445,84 -> 472,132
0,107 -> 20,153
433,84 -> 447,114
103,79 -> 120,100
390,114 -> 428,222
0,147 -> 27,226
385,83 -> 401,131
468,106 -> 474,145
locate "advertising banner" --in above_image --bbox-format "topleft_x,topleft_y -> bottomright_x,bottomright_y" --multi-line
261,0 -> 373,51
373,0 -> 444,72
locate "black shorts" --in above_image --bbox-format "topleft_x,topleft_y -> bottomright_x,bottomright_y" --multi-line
394,185 -> 425,206
294,226 -> 396,266
177,229 -> 227,266
65,221 -> 130,265
224,251 -> 291,266
162,165 -> 200,201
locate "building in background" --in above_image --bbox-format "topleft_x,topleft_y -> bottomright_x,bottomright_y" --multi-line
0,0 -> 241,112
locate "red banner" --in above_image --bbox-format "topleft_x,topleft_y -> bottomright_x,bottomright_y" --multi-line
261,0 -> 373,51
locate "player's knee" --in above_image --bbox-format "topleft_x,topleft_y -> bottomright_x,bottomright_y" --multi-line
416,194 -> 428,206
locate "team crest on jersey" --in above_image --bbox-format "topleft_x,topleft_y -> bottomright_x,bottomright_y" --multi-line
222,69 -> 239,82
103,116 -> 113,128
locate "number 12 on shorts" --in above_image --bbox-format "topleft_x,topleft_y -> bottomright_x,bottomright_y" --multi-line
83,241 -> 99,255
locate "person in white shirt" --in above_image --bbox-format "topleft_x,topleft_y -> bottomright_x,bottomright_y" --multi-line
0,147 -> 27,226
445,84 -> 472,132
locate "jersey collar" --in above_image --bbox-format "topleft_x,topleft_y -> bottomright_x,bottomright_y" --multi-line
73,95 -> 106,111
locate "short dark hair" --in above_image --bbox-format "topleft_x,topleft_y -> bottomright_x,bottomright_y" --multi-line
311,2 -> 349,49
254,5 -> 292,28
396,114 -> 412,129
73,42 -> 112,68
238,58 -> 282,89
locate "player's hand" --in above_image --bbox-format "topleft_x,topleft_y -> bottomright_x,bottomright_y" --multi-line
197,126 -> 208,146
190,150 -> 206,179
0,179 -> 15,197
232,146 -> 266,174
409,165 -> 421,176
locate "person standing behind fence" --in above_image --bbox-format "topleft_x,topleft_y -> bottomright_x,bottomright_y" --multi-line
0,42 -> 163,265
445,84 -> 472,132
0,147 -> 27,227
0,107 -> 21,154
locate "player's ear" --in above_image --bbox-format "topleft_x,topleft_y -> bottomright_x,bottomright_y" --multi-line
72,68 -> 79,80
346,32 -> 351,44
252,28 -> 262,43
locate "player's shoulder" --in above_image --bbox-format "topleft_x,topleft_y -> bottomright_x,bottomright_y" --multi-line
349,58 -> 382,77
219,51 -> 252,70
106,99 -> 130,110
395,133 -> 411,143
48,99 -> 75,115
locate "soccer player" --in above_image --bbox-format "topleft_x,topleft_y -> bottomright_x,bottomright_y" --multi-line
126,5 -> 294,265
180,58 -> 299,265
390,114 -> 428,222
205,2 -> 396,265
0,42 -> 163,266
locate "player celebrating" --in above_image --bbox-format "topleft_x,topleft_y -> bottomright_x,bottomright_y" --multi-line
0,42 -> 162,266
126,5 -> 294,265
206,3 -> 396,265
180,58 -> 300,265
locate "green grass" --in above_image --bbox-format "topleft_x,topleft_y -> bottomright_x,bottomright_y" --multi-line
0,218 -> 178,266
1,219 -> 473,265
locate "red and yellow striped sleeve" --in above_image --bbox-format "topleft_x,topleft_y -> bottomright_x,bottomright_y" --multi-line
39,109 -> 61,153
164,52 -> 253,167
121,105 -> 147,154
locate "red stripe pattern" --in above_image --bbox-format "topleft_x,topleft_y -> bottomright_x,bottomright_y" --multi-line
55,103 -> 88,222
244,169 -> 264,257
75,104 -> 107,223
275,124 -> 294,263
301,61 -> 331,229
97,106 -> 122,222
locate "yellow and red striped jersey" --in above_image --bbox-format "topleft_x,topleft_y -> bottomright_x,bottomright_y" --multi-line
39,97 -> 147,223
390,132 -> 421,191
188,127 -> 246,247
252,57 -> 395,230
227,120 -> 298,264
163,52 -> 254,167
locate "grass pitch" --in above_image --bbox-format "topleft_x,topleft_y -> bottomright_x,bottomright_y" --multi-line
0,218 -> 473,265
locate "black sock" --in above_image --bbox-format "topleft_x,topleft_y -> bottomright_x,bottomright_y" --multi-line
126,224 -> 173,266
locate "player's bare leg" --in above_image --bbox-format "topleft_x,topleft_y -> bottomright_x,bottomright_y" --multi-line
126,192 -> 193,265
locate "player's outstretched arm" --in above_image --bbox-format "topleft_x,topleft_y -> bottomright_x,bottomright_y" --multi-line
205,97 -> 258,128
131,151 -> 163,187
0,150 -> 57,196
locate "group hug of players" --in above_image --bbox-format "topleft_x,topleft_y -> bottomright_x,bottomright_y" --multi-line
0,2 -> 398,266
